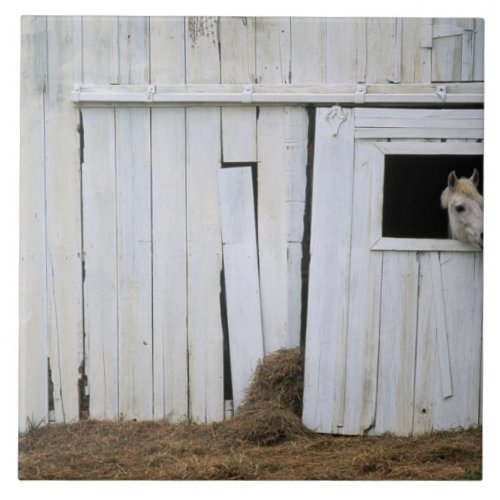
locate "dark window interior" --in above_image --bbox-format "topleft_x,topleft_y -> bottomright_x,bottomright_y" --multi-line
382,154 -> 483,239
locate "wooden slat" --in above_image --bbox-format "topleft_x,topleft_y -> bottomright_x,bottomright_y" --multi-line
431,18 -> 464,82
185,17 -> 220,84
19,16 -> 49,431
150,16 -> 186,84
115,108 -> 153,420
220,18 -> 257,163
431,252 -> 482,430
373,251 -> 419,436
326,18 -> 358,83
82,108 -> 119,420
302,107 -> 355,433
186,107 -> 224,422
151,108 -> 188,421
366,18 -> 399,83
255,17 -> 290,84
257,108 -> 288,353
82,16 -> 120,85
355,128 -> 483,140
341,141 -> 383,435
118,16 -> 150,84
220,17 -> 256,84
430,253 -> 453,399
44,16 -> 83,424
291,18 -> 326,84
472,18 -> 485,81
218,167 -> 264,409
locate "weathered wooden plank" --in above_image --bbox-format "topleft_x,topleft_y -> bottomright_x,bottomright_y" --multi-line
150,16 -> 186,84
151,108 -> 188,422
430,253 -> 453,399
82,16 -> 120,84
218,167 -> 264,409
44,16 -> 83,425
326,18 -> 358,83
373,251 -> 419,436
186,107 -> 224,422
118,16 -> 150,84
431,252 -> 482,430
302,107 -> 355,433
221,108 -> 257,163
432,18 -> 464,82
366,18 -> 399,83
82,108 -> 119,420
220,16 -> 256,84
355,128 -> 483,140
257,108 -> 288,353
412,253 -> 436,434
115,108 -> 153,420
341,140 -> 383,435
19,15 -> 49,431
472,18 -> 485,81
185,17 -> 220,84
255,17 -> 290,84
291,18 -> 326,84
220,18 -> 257,163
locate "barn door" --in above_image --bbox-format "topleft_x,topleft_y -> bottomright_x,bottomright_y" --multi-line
303,106 -> 483,436
425,18 -> 484,82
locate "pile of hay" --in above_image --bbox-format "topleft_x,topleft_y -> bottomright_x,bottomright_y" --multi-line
219,347 -> 308,445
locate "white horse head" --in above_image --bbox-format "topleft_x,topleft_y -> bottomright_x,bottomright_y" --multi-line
440,169 -> 483,249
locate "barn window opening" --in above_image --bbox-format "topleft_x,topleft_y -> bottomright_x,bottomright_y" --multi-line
382,154 -> 483,239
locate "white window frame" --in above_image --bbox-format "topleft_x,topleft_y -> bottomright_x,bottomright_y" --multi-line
369,141 -> 483,252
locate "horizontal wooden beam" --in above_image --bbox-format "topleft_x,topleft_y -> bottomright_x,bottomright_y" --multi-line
71,83 -> 484,106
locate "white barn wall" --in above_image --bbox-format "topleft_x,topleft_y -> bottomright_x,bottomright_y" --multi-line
19,16 -> 484,432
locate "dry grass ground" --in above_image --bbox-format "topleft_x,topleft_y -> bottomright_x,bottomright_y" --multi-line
18,348 -> 482,480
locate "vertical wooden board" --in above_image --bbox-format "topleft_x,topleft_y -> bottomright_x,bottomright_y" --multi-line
255,17 -> 290,84
186,107 -> 224,422
44,16 -> 83,424
185,17 -> 220,83
220,18 -> 257,164
374,252 -> 419,436
472,18 -> 485,81
118,16 -> 150,84
257,108 -> 288,353
302,107 -> 354,433
151,108 -> 188,421
366,18 -> 400,83
218,167 -> 264,409
430,252 -> 482,430
19,16 -> 48,431
341,141 -> 383,435
82,16 -> 120,84
431,18 -> 463,82
221,107 -> 257,163
326,18 -> 358,83
115,108 -> 153,420
401,18 -> 431,83
412,253 -> 437,435
220,16 -> 256,83
82,108 -> 119,420
150,16 -> 186,84
290,18 -> 326,84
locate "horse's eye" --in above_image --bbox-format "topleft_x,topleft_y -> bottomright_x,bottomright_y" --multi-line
455,205 -> 465,213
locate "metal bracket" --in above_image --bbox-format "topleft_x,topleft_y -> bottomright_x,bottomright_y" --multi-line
147,84 -> 156,102
240,84 -> 253,104
354,84 -> 367,104
436,85 -> 447,102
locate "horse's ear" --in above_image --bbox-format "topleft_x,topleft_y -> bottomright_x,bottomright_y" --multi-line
448,171 -> 458,191
470,168 -> 480,187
